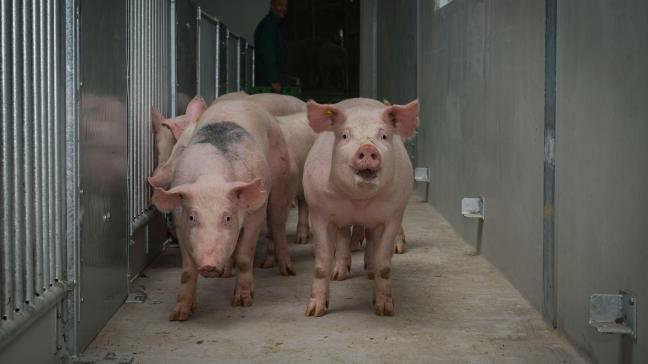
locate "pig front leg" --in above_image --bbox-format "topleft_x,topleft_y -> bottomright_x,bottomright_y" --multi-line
170,244 -> 198,321
306,215 -> 336,317
369,221 -> 400,316
233,212 -> 264,306
394,225 -> 406,254
331,226 -> 351,281
295,198 -> 310,244
350,225 -> 365,252
364,228 -> 376,279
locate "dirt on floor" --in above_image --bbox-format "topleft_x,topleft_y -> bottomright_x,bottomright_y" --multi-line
83,193 -> 590,364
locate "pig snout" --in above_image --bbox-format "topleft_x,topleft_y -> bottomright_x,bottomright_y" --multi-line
197,265 -> 224,278
354,144 -> 381,179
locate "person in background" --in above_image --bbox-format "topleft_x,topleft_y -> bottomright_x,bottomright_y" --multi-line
254,0 -> 288,93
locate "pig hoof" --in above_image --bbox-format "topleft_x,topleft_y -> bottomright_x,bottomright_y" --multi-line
394,242 -> 406,254
373,296 -> 395,316
350,240 -> 363,252
305,298 -> 328,317
169,304 -> 194,321
259,256 -> 275,269
295,232 -> 309,244
232,289 -> 254,307
331,265 -> 350,281
279,263 -> 296,276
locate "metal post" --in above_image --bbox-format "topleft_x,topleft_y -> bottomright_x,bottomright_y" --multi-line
23,0 -> 35,304
1,0 -> 15,321
33,0 -> 43,296
542,0 -> 557,328
39,0 -> 50,291
47,0 -> 56,287
12,0 -> 25,311
53,0 -> 62,281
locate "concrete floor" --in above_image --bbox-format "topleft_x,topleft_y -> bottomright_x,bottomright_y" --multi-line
84,194 -> 590,364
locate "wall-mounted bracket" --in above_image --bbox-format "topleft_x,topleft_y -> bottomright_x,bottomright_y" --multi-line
589,290 -> 636,341
461,197 -> 485,220
414,167 -> 430,202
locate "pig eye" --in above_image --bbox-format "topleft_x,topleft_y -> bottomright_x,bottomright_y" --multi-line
188,214 -> 198,225
381,134 -> 387,140
378,129 -> 388,140
342,133 -> 348,140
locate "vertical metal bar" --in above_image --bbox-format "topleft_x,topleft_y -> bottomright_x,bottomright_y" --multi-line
170,0 -> 176,116
33,0 -> 43,295
135,0 -> 140,220
47,0 -> 55,287
23,0 -> 34,304
196,8 -> 201,98
543,0 -> 557,328
1,0 -> 15,320
53,0 -> 61,281
64,0 -> 79,354
127,0 -> 132,229
215,20 -> 219,97
12,0 -> 25,311
39,0 -> 49,291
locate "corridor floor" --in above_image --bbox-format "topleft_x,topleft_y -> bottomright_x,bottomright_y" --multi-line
82,193 -> 590,364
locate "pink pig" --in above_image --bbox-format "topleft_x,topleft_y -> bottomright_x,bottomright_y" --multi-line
303,97 -> 419,317
150,100 -> 296,321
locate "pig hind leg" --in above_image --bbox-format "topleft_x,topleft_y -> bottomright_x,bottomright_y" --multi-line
394,225 -> 406,254
331,226 -> 351,281
350,225 -> 365,252
295,198 -> 310,244
267,192 -> 296,276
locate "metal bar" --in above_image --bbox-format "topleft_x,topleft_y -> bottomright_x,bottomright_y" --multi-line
53,0 -> 62,281
215,19 -> 220,96
127,0 -> 132,229
0,282 -> 69,351
23,0 -> 34,304
39,0 -> 49,291
12,0 -> 25,312
542,0 -> 557,328
196,7 -> 201,99
47,0 -> 55,287
131,209 -> 155,235
170,0 -> 176,116
64,0 -> 79,354
1,0 -> 14,320
33,0 -> 43,296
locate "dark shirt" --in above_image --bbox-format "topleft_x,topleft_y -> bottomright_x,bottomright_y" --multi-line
254,11 -> 286,86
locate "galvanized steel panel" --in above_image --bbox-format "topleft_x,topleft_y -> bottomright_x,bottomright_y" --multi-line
77,0 -> 128,351
196,9 -> 218,104
0,0 -> 67,327
226,31 -> 239,92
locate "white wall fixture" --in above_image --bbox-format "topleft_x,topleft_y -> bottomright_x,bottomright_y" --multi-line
461,197 -> 485,220
589,290 -> 637,341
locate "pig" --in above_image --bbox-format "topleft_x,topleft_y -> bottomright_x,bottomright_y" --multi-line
303,97 -> 419,317
150,100 -> 297,321
275,112 -> 317,244
349,225 -> 407,254
211,92 -> 307,116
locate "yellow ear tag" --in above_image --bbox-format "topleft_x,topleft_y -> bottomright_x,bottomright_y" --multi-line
193,117 -> 200,124
325,109 -> 333,117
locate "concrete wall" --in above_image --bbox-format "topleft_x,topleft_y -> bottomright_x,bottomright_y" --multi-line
359,0 -> 377,98
555,1 -> 648,362
417,0 -> 546,309
193,0 -> 268,44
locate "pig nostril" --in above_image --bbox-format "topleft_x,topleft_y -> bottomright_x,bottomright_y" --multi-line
358,153 -> 365,160
371,153 -> 378,160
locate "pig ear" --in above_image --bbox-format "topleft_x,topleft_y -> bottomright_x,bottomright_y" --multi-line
151,107 -> 165,134
151,185 -> 192,213
161,120 -> 186,140
186,96 -> 207,124
306,100 -> 346,133
228,178 -> 267,210
147,145 -> 185,188
383,99 -> 420,139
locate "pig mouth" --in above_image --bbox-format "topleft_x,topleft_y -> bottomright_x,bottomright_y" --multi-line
199,270 -> 224,278
355,168 -> 379,180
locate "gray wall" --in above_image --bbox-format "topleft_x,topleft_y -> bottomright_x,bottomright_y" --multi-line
416,0 -> 647,363
417,0 -> 546,309
193,0 -> 268,43
556,0 -> 648,362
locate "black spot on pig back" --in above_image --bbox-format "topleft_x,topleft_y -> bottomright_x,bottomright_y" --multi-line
194,122 -> 250,159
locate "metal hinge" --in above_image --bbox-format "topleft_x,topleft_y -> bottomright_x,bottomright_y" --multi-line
589,290 -> 637,341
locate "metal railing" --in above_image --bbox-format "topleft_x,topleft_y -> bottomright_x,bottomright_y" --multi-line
127,0 -> 173,234
0,0 -> 68,347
